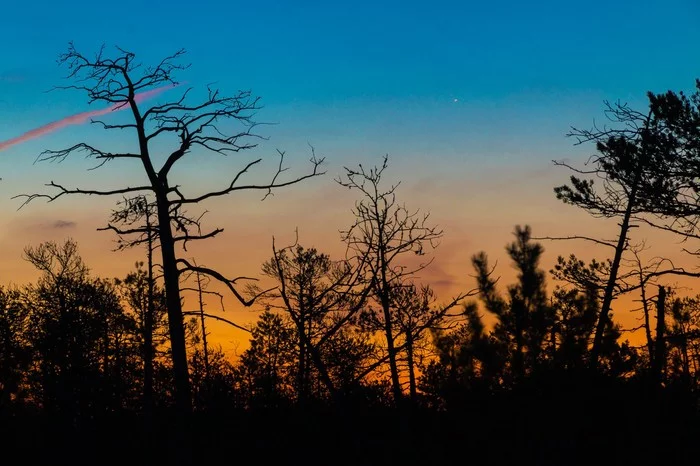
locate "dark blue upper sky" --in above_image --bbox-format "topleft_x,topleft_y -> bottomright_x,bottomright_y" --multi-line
1,0 -> 699,176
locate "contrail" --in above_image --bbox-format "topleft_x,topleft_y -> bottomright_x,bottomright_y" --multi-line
0,84 -> 178,152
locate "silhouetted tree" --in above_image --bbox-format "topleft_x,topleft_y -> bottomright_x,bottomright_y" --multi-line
233,311 -> 296,408
640,80 -> 700,234
253,241 -> 370,404
553,97 -> 685,369
337,156 -> 465,402
0,286 -> 30,410
319,325 -> 379,403
548,286 -> 597,370
103,196 -> 161,415
420,303 -> 504,408
550,253 -> 640,374
388,282 -> 464,402
24,239 -> 133,419
116,261 -> 168,413
651,286 -> 669,387
188,340 -> 237,411
16,44 -> 325,416
666,295 -> 700,390
472,226 -> 554,382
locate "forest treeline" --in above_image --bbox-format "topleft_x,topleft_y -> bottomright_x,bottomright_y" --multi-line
6,225 -> 698,414
3,45 -> 700,464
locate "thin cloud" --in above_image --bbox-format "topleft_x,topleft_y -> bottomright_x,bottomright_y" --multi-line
52,220 -> 76,229
0,84 -> 178,152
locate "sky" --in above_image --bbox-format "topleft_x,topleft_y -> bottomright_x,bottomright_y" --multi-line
1,0 -> 699,353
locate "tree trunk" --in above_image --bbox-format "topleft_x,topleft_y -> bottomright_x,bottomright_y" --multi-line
590,181 -> 639,370
196,270 -> 210,382
378,249 -> 402,402
143,222 -> 155,417
640,278 -> 654,362
406,330 -> 417,402
292,316 -> 339,402
652,286 -> 667,388
383,302 -> 402,403
156,194 -> 192,416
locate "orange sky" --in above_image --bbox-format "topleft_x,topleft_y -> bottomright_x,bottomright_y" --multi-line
2,157 -> 698,359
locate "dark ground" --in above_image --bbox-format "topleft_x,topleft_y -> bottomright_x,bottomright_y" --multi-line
2,388 -> 698,466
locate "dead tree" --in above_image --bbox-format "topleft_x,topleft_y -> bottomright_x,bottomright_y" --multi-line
337,156 -> 467,402
15,44 -> 324,417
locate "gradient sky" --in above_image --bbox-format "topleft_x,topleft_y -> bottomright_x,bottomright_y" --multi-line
1,0 -> 699,353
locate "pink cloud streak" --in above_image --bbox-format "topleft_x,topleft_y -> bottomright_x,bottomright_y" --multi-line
0,84 -> 177,152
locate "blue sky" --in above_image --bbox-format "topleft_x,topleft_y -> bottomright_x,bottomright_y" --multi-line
3,0 -> 698,158
2,0 -> 698,226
